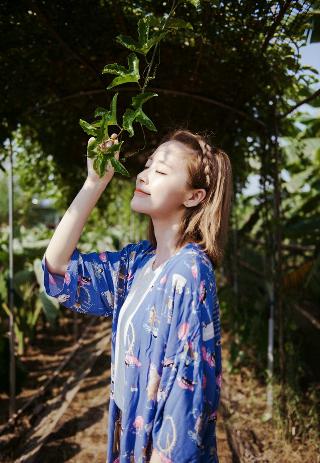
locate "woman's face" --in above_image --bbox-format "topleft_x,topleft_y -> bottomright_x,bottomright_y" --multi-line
131,140 -> 192,218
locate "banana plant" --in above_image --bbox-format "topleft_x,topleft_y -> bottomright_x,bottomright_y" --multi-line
0,258 -> 60,355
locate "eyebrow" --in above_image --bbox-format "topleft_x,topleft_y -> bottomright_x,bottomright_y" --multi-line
146,155 -> 172,169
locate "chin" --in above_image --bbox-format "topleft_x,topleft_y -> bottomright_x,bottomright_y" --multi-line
130,197 -> 149,213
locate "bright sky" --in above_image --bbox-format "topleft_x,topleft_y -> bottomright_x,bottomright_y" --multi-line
243,42 -> 320,197
300,42 -> 320,87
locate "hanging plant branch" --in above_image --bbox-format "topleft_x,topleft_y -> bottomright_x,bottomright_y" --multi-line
79,0 -> 194,178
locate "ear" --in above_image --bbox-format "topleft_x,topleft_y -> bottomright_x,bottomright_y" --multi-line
183,189 -> 206,207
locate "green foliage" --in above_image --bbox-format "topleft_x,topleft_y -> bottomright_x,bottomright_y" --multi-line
0,1 -> 320,445
0,215 -> 63,357
115,16 -> 171,55
103,52 -> 140,88
102,53 -> 140,90
79,5 -> 191,178
33,258 -> 60,323
0,127 -> 65,243
0,242 -> 61,355
308,4 -> 320,43
185,0 -> 200,7
1,0 -> 319,194
79,119 -> 99,137
122,92 -> 158,136
280,111 -> 320,248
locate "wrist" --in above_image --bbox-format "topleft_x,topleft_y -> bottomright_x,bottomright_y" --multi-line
83,176 -> 110,191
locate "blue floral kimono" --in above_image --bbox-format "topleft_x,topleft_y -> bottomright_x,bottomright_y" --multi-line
42,239 -> 222,463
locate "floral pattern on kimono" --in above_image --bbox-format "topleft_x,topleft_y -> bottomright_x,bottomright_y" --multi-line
42,240 -> 222,462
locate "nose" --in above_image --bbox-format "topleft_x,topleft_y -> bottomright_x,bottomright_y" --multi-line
136,170 -> 148,187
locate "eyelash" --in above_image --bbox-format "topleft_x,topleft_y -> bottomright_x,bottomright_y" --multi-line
144,165 -> 166,175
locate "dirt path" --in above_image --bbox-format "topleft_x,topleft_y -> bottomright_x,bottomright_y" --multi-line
24,324 -> 233,462
36,350 -> 112,462
35,354 -> 233,462
2,311 -> 316,462
0,311 -> 234,462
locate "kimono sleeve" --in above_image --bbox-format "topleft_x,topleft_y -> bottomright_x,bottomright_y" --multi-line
152,256 -> 222,462
41,242 -> 138,317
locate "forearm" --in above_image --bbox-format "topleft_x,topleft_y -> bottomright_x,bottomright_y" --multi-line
44,177 -> 109,275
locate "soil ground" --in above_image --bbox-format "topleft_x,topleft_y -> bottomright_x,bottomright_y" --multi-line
0,310 -> 317,462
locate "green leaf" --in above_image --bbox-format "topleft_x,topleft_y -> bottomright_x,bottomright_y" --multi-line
99,156 -> 108,177
96,92 -> 119,141
122,108 -> 137,137
143,15 -> 193,32
34,256 -> 60,321
97,113 -> 108,142
103,53 -> 140,89
91,141 -> 125,177
135,111 -> 157,132
30,302 -> 43,327
122,107 -> 157,137
114,34 -> 140,53
186,0 -> 200,7
110,92 -> 118,125
87,138 -> 99,158
93,156 -> 101,175
131,92 -> 158,109
79,119 -> 99,136
141,31 -> 170,54
94,106 -> 108,118
163,18 -> 193,30
115,16 -> 170,55
105,140 -> 124,156
39,291 -> 59,323
91,120 -> 102,127
102,63 -> 128,75
110,156 -> 130,177
138,14 -> 150,45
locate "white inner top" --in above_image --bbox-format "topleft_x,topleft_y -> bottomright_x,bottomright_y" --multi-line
113,254 -> 166,411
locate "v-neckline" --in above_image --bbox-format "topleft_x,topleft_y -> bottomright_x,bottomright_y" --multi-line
147,241 -> 200,272
149,254 -> 169,272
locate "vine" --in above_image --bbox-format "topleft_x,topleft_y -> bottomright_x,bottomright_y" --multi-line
79,0 -> 197,177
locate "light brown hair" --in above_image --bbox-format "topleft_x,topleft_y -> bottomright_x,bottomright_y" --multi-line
147,128 -> 233,267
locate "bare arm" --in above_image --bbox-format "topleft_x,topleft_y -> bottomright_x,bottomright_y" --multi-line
44,135 -> 119,276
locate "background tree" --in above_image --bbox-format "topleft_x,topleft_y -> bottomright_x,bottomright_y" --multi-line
0,0 -> 319,449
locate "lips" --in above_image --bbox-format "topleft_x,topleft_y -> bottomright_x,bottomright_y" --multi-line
134,188 -> 150,195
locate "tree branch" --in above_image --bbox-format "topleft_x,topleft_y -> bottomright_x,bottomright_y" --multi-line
262,0 -> 293,52
279,88 -> 320,119
23,86 -> 267,129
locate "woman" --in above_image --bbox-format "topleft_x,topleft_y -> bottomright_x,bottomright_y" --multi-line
42,128 -> 233,462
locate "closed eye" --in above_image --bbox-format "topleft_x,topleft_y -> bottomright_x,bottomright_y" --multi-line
144,164 -> 166,175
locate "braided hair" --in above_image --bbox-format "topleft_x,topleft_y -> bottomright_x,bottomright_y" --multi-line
147,128 -> 233,267
195,137 -> 216,189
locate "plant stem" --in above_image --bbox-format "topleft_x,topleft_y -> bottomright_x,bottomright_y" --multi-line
141,0 -> 179,93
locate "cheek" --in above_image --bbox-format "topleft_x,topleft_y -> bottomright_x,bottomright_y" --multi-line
153,180 -> 185,205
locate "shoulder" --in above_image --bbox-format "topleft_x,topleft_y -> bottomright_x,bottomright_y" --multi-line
160,243 -> 217,313
167,242 -> 215,284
